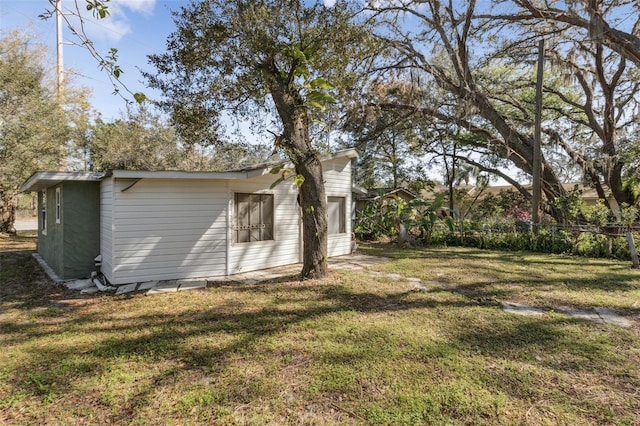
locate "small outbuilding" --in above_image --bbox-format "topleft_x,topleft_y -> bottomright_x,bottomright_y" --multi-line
20,149 -> 358,285
18,172 -> 103,281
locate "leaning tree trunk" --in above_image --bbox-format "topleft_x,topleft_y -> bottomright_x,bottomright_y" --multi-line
296,156 -> 329,279
0,188 -> 17,234
267,75 -> 329,279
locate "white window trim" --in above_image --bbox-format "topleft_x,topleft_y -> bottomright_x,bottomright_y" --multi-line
55,187 -> 61,224
327,196 -> 346,235
41,190 -> 47,235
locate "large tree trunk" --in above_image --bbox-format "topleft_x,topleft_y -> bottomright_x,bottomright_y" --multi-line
0,188 -> 17,234
266,71 -> 329,279
296,156 -> 328,279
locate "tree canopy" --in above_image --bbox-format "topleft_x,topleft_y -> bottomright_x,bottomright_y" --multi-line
146,0 -> 375,278
0,30 -> 91,233
351,0 -> 640,223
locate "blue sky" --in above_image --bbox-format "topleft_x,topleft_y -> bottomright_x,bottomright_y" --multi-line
0,0 -> 190,121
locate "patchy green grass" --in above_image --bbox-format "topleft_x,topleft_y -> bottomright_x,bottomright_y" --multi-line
1,235 -> 639,425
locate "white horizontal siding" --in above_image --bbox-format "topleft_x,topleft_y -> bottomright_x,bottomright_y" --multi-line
100,178 -> 114,283
101,154 -> 354,284
110,179 -> 228,284
328,235 -> 352,257
324,157 -> 353,257
228,174 -> 301,274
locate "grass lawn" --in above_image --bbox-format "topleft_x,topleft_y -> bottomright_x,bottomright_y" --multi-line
1,232 -> 639,425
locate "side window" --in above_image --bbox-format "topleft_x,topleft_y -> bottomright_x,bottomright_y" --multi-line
55,187 -> 61,224
328,196 -> 346,234
41,190 -> 47,235
234,193 -> 274,243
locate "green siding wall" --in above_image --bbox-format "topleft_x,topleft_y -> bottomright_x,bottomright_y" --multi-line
62,181 -> 101,279
38,187 -> 64,276
37,182 -> 101,280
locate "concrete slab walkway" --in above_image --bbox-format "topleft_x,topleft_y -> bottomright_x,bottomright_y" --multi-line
500,303 -> 634,328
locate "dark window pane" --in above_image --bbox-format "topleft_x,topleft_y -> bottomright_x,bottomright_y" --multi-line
234,193 -> 275,243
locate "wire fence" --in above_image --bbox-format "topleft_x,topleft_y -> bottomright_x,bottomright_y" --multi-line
423,220 -> 640,262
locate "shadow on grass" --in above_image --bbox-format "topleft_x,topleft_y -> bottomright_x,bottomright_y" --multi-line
3,239 -> 639,423
361,243 -> 640,293
2,281 -> 491,422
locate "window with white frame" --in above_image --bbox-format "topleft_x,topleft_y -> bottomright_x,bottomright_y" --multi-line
327,196 -> 346,234
234,193 -> 274,243
41,190 -> 47,235
55,187 -> 61,224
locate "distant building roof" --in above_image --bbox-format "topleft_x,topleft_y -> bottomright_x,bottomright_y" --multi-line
358,187 -> 416,201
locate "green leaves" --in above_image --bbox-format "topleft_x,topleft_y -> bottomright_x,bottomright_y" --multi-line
85,0 -> 110,19
269,165 -> 285,174
269,176 -> 286,189
133,92 -> 147,104
268,165 -> 291,189
268,166 -> 303,189
309,78 -> 334,90
306,90 -> 336,110
279,43 -> 336,110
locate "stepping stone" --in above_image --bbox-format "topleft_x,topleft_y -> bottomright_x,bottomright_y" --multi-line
66,279 -> 95,290
115,283 -> 138,295
562,309 -> 603,324
177,280 -> 207,291
594,307 -> 633,328
382,273 -> 403,279
503,302 -> 545,316
80,287 -> 99,295
138,281 -> 158,291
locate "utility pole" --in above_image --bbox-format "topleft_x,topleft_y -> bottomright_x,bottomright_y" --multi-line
532,39 -> 544,232
56,0 -> 64,97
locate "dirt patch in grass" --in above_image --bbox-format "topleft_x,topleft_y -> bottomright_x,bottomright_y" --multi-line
1,236 -> 639,425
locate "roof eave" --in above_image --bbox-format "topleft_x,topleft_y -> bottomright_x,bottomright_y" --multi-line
19,171 -> 105,193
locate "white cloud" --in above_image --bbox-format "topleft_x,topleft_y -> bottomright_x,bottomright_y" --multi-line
67,0 -> 157,43
115,0 -> 156,17
324,0 -> 337,7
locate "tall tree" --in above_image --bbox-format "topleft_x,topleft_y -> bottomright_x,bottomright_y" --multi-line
493,0 -> 640,67
344,80 -> 435,192
487,0 -> 640,211
0,31 -> 90,233
365,0 -> 640,221
87,105 -> 271,172
145,0 -> 373,279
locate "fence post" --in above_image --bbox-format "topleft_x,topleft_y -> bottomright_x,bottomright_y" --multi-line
626,230 -> 639,269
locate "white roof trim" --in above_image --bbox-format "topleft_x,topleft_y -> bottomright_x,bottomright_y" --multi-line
109,149 -> 358,181
325,148 -> 359,160
20,171 -> 105,193
20,149 -> 359,192
109,170 -> 250,180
